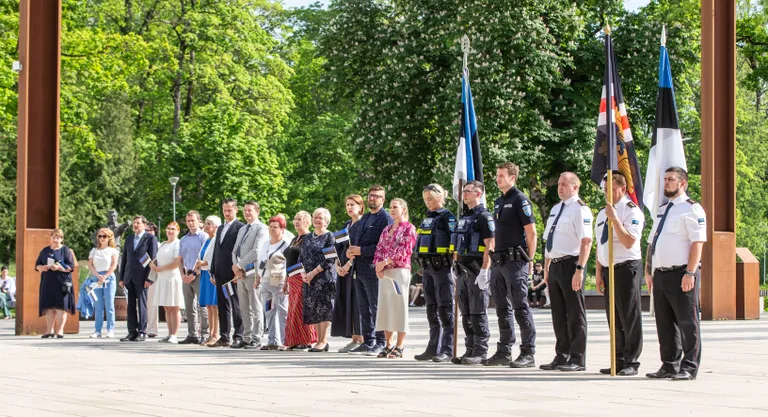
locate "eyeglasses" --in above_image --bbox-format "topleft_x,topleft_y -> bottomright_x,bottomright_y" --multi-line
97,235 -> 108,239
462,189 -> 476,194
423,185 -> 440,192
367,194 -> 384,199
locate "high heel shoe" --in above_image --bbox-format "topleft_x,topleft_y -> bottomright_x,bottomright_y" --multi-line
309,343 -> 330,352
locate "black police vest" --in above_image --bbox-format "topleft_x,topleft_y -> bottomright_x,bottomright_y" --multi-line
450,210 -> 486,258
416,211 -> 452,256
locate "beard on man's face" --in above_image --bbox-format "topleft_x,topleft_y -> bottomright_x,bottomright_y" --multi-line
663,187 -> 679,198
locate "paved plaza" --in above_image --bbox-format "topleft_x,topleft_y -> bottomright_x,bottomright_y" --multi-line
0,308 -> 767,417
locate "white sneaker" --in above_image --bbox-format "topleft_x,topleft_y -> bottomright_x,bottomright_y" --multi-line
167,335 -> 178,344
106,331 -> 115,338
89,332 -> 102,338
338,341 -> 362,353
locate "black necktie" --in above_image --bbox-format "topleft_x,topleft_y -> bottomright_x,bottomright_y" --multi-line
650,202 -> 674,255
546,203 -> 567,253
600,218 -> 609,245
236,224 -> 251,258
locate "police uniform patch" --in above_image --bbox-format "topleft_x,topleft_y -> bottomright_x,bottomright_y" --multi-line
631,219 -> 640,225
448,217 -> 457,232
488,220 -> 496,232
698,218 -> 705,225
523,205 -> 532,217
583,218 -> 591,225
421,218 -> 433,228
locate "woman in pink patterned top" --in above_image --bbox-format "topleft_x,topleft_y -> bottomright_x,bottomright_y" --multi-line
373,198 -> 417,358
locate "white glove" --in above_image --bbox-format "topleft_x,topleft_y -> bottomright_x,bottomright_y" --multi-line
475,269 -> 490,291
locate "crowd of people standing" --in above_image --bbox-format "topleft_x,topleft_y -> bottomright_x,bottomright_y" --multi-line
31,162 -> 705,380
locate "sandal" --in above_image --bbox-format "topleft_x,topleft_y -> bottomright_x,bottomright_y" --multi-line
377,346 -> 393,358
387,347 -> 404,359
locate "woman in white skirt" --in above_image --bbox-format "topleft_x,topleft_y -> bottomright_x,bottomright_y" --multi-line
149,221 -> 185,343
373,198 -> 418,359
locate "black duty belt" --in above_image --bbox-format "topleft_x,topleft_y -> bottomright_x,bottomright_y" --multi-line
601,259 -> 641,269
418,255 -> 451,270
550,255 -> 577,264
655,264 -> 687,272
490,247 -> 529,263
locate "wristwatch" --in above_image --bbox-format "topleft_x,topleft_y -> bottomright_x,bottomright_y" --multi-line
684,270 -> 696,277
575,264 -> 584,271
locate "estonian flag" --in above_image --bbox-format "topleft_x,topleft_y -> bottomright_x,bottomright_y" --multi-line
643,27 -> 687,218
323,246 -> 338,260
452,67 -> 484,204
222,281 -> 234,299
287,263 -> 305,278
138,253 -> 152,268
334,228 -> 349,244
591,28 -> 644,211
87,286 -> 98,302
244,263 -> 256,277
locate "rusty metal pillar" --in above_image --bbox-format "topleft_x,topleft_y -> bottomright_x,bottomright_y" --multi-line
700,0 -> 737,320
16,0 -> 78,335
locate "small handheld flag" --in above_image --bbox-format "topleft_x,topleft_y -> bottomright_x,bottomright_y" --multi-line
87,286 -> 98,303
322,246 -> 338,260
287,263 -> 305,278
244,263 -> 256,277
222,281 -> 234,299
333,228 -> 349,244
138,253 -> 152,268
392,279 -> 402,296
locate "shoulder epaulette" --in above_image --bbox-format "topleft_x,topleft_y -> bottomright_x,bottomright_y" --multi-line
480,211 -> 494,222
627,201 -> 637,208
686,199 -> 697,205
577,199 -> 586,206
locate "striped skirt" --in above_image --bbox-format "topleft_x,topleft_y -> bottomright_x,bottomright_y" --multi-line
285,274 -> 317,347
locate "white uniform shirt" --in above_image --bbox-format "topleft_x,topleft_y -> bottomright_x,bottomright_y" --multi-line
543,195 -> 593,259
648,192 -> 707,269
595,195 -> 644,266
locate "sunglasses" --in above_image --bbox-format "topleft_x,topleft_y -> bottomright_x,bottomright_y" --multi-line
423,184 -> 440,192
367,194 -> 384,199
97,235 -> 108,238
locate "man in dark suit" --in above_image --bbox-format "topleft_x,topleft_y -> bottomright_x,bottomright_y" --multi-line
209,198 -> 245,347
346,185 -> 393,356
119,215 -> 158,342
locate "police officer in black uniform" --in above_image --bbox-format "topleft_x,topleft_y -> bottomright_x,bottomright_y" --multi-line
450,180 -> 495,365
414,184 -> 457,363
485,162 -> 537,368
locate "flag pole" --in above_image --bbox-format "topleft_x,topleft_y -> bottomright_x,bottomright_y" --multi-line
453,34 -> 471,359
605,24 -> 617,377
650,25 -> 667,319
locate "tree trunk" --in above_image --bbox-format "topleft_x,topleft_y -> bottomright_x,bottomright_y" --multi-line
184,50 -> 195,121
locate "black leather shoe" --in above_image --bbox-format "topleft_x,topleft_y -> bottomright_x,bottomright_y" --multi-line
509,354 -> 535,368
670,370 -> 695,381
432,353 -> 452,363
645,369 -> 676,379
178,336 -> 200,345
483,352 -> 512,367
120,333 -> 137,342
618,367 -> 638,376
134,334 -> 146,342
414,351 -> 436,361
557,363 -> 586,372
230,340 -> 246,349
462,355 -> 486,365
539,359 -> 565,371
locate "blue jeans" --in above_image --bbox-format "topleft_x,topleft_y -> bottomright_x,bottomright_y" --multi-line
93,272 -> 117,333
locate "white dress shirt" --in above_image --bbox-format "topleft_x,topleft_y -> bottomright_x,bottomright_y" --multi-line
544,195 -> 593,259
595,195 -> 644,266
649,192 -> 707,269
219,220 -> 233,243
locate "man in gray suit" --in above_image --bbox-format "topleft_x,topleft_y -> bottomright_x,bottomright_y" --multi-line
231,200 -> 269,349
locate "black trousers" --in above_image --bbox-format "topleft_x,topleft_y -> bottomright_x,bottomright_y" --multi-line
490,259 -> 536,355
456,260 -> 490,356
125,280 -> 148,335
601,260 -> 643,369
422,263 -> 455,356
217,281 -> 243,341
548,257 -> 587,366
653,267 -> 701,375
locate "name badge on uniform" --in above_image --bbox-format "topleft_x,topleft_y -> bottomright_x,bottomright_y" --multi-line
457,219 -> 467,229
421,218 -> 434,228
503,204 -> 513,208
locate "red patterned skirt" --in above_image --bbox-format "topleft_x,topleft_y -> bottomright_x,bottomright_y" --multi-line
285,274 -> 317,347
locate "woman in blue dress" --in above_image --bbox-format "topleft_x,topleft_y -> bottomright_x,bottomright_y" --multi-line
35,229 -> 77,338
196,215 -> 220,346
331,194 -> 365,352
299,208 -> 338,352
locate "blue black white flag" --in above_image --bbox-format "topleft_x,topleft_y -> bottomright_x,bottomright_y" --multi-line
453,67 -> 484,204
222,281 -> 234,299
643,27 -> 687,218
333,228 -> 349,244
287,263 -> 305,278
138,253 -> 152,268
244,263 -> 256,277
323,246 -> 338,260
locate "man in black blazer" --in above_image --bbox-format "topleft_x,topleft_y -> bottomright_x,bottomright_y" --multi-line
209,198 -> 245,347
346,185 -> 393,356
119,215 -> 158,342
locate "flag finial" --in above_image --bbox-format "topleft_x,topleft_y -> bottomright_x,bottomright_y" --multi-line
604,24 -> 612,35
661,24 -> 667,46
461,35 -> 471,70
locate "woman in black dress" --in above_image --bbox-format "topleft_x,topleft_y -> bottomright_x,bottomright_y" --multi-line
331,194 -> 365,352
299,208 -> 337,352
35,229 -> 77,338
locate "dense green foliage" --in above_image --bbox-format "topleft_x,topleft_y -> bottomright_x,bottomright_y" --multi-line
0,0 -> 766,281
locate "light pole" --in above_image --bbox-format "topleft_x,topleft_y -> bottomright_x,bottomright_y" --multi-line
169,176 -> 180,223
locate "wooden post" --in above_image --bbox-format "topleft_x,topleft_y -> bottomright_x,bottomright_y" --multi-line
700,0 -> 737,320
15,0 -> 78,335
